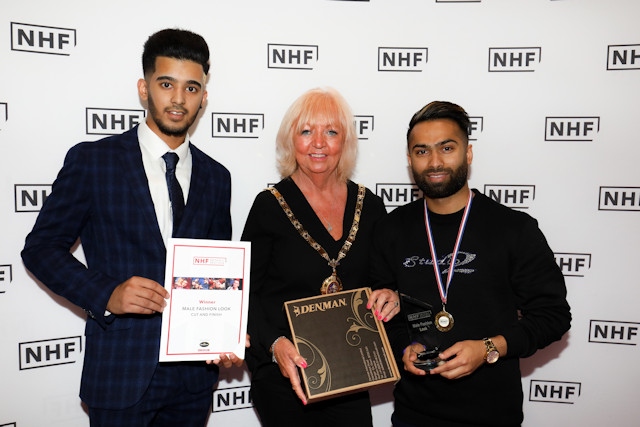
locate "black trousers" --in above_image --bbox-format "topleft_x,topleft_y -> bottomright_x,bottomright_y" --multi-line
250,362 -> 373,427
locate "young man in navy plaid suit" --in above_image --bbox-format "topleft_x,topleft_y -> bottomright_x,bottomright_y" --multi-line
22,28 -> 243,426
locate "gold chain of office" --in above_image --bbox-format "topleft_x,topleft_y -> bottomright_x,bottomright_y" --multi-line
267,184 -> 366,294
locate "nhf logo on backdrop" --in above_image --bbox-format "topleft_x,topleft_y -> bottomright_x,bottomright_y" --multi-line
607,44 -> 640,70
268,44 -> 319,70
19,336 -> 83,370
599,187 -> 640,211
378,47 -> 428,72
484,185 -> 535,209
11,22 -> 76,56
488,47 -> 541,72
0,264 -> 12,294
468,116 -> 483,141
86,108 -> 145,135
589,320 -> 639,346
212,113 -> 264,139
355,115 -> 374,140
529,380 -> 581,404
0,102 -> 7,130
376,184 -> 423,210
545,117 -> 600,142
554,253 -> 591,277
15,184 -> 52,213
212,385 -> 253,412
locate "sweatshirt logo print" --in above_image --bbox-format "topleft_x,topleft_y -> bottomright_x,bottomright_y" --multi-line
403,251 -> 476,274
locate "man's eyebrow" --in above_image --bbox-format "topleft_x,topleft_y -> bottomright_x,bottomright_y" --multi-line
411,139 -> 458,149
155,75 -> 203,89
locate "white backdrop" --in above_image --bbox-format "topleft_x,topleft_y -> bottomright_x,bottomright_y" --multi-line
1,0 -> 639,426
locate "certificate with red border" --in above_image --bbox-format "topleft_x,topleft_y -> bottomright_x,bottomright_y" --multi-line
159,238 -> 250,362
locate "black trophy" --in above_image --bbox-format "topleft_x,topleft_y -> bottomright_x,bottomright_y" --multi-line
399,293 -> 442,371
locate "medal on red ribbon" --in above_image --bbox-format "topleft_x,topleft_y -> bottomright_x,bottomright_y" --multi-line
424,191 -> 473,332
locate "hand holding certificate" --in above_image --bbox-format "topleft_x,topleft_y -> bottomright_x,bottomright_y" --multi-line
159,238 -> 250,362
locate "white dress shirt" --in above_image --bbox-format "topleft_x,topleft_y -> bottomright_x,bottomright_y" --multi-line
137,121 -> 192,247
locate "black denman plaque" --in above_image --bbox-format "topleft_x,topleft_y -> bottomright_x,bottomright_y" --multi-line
284,287 -> 400,402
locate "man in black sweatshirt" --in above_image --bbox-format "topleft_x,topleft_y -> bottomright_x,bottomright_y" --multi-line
370,101 -> 571,427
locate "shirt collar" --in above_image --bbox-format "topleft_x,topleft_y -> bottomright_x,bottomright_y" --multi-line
138,120 -> 190,161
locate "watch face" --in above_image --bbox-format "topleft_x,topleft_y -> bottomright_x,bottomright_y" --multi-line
486,350 -> 499,364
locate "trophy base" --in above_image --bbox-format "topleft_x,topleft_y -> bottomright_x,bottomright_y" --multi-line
414,349 -> 442,371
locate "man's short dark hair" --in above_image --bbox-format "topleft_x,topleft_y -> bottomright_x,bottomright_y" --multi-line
407,101 -> 471,146
142,28 -> 210,76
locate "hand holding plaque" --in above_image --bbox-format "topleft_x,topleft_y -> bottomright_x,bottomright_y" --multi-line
284,288 -> 400,401
399,293 -> 443,371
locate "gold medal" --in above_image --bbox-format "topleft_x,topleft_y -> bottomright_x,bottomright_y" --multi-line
435,310 -> 454,332
320,272 -> 343,294
424,192 -> 473,335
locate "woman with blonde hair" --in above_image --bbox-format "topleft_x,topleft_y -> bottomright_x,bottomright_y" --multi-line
242,87 -> 399,426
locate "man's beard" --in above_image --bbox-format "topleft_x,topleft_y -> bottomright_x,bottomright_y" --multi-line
147,93 -> 197,137
412,161 -> 469,199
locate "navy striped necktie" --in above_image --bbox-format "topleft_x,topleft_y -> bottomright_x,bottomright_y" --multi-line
162,152 -> 185,236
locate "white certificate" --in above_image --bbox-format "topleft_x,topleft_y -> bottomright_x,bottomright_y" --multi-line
159,238 -> 250,362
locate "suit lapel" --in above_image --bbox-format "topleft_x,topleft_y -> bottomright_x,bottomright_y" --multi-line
178,144 -> 209,235
118,128 -> 166,248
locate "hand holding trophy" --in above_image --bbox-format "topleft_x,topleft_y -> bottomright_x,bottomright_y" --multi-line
399,293 -> 444,371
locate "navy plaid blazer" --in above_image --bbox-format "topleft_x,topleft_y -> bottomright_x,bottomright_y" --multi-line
22,126 -> 232,409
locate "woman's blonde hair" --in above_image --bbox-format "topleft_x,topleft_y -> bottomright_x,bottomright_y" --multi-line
276,87 -> 358,182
